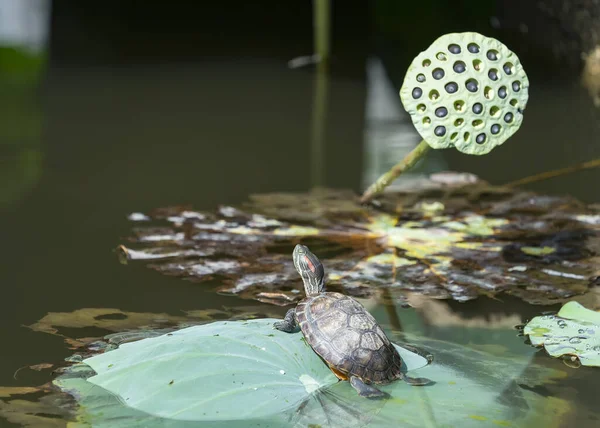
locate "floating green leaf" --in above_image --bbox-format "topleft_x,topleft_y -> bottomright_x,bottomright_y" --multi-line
524,301 -> 600,367
55,319 -> 428,426
52,319 -> 569,427
80,319 -> 336,421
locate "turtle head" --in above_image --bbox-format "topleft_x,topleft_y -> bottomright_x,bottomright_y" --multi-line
293,244 -> 325,296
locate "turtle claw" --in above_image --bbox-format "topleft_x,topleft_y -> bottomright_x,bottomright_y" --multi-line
273,320 -> 294,332
402,374 -> 433,386
273,309 -> 298,333
350,376 -> 389,399
358,389 -> 389,400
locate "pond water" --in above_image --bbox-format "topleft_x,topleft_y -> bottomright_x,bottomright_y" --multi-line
1,3 -> 600,427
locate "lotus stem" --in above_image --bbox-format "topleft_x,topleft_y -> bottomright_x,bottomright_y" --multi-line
360,139 -> 431,203
310,0 -> 330,188
505,157 -> 600,187
313,0 -> 330,64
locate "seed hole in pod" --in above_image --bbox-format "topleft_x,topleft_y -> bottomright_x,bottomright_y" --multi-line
454,118 -> 464,127
436,52 -> 447,61
467,43 -> 480,53
450,132 -> 458,141
472,102 -> 483,114
484,86 -> 494,99
454,100 -> 465,111
417,73 -> 426,83
435,106 -> 448,117
466,78 -> 479,92
473,59 -> 483,71
488,68 -> 498,81
434,125 -> 446,136
453,61 -> 466,73
503,62 -> 514,75
476,133 -> 487,144
491,124 -> 501,134
487,49 -> 499,60
412,87 -> 423,99
417,103 -> 426,112
472,119 -> 484,128
448,44 -> 461,54
463,131 -> 471,142
432,68 -> 445,80
512,80 -> 521,92
498,86 -> 507,99
429,89 -> 440,101
490,106 -> 500,117
504,112 -> 514,123
423,117 -> 431,125
423,59 -> 431,67
510,98 -> 518,107
445,82 -> 458,94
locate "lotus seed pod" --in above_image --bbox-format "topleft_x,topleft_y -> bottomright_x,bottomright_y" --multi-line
400,32 -> 529,155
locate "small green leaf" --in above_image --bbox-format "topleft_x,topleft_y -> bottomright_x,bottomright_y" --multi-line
521,246 -> 556,256
524,301 -> 600,366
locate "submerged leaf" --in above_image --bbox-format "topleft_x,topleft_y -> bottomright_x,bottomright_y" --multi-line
28,307 -> 200,336
0,384 -> 72,428
524,301 -> 600,366
27,306 -> 281,351
521,246 -> 557,256
118,177 -> 600,306
0,387 -> 41,398
29,363 -> 53,371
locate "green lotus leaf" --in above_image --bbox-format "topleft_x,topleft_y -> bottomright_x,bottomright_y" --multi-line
54,318 -> 569,427
57,318 -> 427,425
524,301 -> 600,367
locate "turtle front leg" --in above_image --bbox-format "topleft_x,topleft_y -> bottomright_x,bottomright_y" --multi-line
350,376 -> 389,399
273,308 -> 298,333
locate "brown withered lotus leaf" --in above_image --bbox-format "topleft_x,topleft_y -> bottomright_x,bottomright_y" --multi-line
28,308 -> 197,337
27,306 -> 280,350
12,364 -> 55,382
0,386 -> 43,398
0,384 -> 72,428
245,187 -> 365,226
118,173 -> 600,306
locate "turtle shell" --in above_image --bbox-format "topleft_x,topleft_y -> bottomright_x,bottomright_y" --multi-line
296,292 -> 403,384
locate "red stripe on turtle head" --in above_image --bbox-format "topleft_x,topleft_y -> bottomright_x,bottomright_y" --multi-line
304,255 -> 316,273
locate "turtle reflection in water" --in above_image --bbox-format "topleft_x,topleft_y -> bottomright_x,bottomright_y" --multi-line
274,245 -> 431,398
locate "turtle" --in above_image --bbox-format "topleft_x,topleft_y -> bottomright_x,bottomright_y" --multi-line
274,244 -> 431,398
